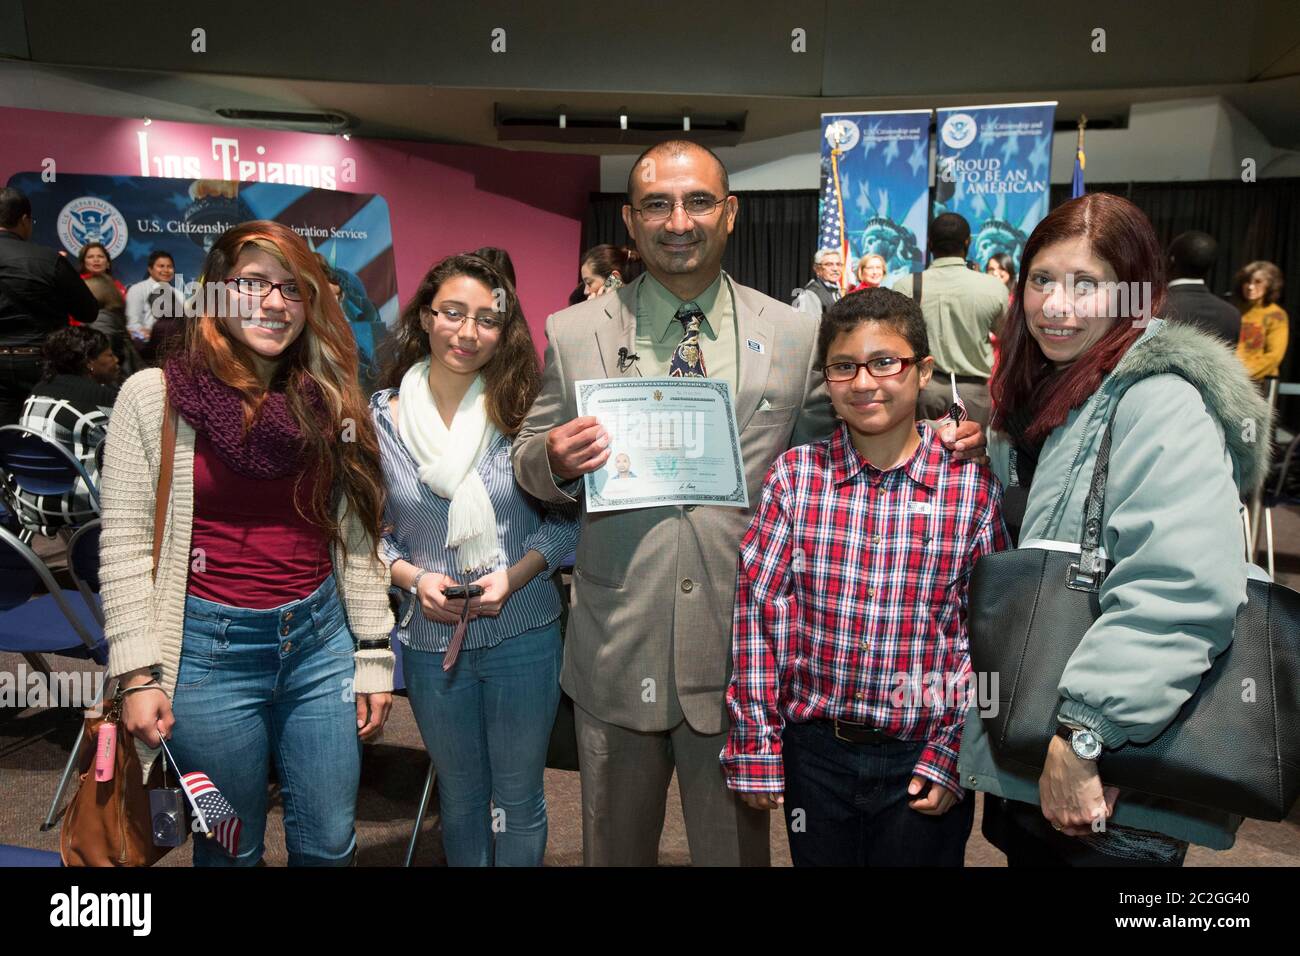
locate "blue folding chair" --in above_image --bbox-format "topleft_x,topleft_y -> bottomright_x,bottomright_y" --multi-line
0,524 -> 106,668
0,425 -> 101,542
0,844 -> 62,867
92,433 -> 108,478
0,524 -> 109,831
65,518 -> 104,628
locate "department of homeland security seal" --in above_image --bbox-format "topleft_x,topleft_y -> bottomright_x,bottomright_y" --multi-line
57,197 -> 129,259
940,113 -> 978,150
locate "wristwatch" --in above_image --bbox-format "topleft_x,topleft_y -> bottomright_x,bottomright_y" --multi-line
1056,721 -> 1103,761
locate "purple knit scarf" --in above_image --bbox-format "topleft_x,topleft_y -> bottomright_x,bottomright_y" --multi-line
163,356 -> 324,480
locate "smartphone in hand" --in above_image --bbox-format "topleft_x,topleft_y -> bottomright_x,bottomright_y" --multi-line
442,584 -> 485,600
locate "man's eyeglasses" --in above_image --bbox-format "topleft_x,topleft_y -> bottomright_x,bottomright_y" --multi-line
822,356 -> 920,382
631,195 -> 729,221
421,305 -> 505,333
226,276 -> 305,302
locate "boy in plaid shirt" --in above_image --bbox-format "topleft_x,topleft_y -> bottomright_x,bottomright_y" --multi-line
721,287 -> 1007,866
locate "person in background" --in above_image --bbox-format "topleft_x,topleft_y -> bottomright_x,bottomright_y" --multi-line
84,274 -> 142,378
1232,260 -> 1288,382
77,242 -> 127,300
891,213 -> 1008,427
848,253 -> 887,293
792,248 -> 843,317
6,325 -> 118,537
962,192 -> 1269,867
1162,232 -> 1242,349
471,247 -> 518,290
373,253 -> 577,866
984,253 -> 1017,372
985,253 -> 1016,304
0,187 -> 99,425
103,219 -> 394,867
579,244 -> 641,299
125,250 -> 182,349
723,288 -> 1006,866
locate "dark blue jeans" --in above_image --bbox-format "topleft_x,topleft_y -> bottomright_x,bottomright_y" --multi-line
781,720 -> 975,866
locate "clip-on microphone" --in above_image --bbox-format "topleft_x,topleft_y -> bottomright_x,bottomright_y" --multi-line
616,347 -> 640,372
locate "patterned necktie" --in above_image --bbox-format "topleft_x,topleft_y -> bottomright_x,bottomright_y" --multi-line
669,305 -> 708,377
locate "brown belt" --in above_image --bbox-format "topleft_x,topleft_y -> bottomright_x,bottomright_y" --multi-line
0,346 -> 42,355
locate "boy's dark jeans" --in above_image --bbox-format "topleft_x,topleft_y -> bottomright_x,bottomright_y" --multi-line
780,720 -> 974,866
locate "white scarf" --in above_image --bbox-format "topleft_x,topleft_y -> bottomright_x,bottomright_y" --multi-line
397,359 -> 503,573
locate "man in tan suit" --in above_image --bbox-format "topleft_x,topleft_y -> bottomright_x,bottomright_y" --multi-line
513,141 -> 982,865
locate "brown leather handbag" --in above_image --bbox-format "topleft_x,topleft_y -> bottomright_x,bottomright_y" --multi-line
60,402 -> 179,866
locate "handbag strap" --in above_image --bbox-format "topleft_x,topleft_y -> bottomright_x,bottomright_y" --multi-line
151,401 -> 178,581
1068,415 -> 1116,590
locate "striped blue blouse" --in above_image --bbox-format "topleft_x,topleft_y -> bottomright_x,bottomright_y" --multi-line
371,388 -> 579,653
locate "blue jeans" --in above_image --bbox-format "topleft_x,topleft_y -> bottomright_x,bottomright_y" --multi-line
781,720 -> 975,866
167,575 -> 361,867
403,621 -> 563,867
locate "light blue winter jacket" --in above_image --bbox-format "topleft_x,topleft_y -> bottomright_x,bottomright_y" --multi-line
958,319 -> 1274,849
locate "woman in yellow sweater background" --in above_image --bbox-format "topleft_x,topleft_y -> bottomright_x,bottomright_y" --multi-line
1234,260 -> 1289,381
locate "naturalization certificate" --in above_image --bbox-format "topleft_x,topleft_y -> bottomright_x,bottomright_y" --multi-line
574,377 -> 749,513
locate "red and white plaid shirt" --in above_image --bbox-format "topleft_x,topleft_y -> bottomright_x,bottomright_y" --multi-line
722,421 -> 1007,798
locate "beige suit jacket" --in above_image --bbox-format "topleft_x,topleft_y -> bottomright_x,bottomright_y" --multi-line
512,274 -> 834,734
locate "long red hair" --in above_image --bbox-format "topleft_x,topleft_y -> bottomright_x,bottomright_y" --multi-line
990,193 -> 1166,443
176,220 -> 386,553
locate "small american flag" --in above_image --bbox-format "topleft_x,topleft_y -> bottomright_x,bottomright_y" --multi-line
948,372 -> 969,426
181,771 -> 242,857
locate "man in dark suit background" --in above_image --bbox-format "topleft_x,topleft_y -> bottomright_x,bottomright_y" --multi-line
0,186 -> 99,425
1165,231 -> 1241,348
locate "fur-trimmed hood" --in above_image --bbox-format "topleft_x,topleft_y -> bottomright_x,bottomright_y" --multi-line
1108,320 -> 1274,494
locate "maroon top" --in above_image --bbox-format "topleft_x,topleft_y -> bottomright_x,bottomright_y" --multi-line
188,432 -> 332,609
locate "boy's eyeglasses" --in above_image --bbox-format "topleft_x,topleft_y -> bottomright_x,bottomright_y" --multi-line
822,356 -> 920,382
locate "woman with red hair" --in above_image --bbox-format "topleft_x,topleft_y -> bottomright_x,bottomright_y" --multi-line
100,220 -> 394,866
959,193 -> 1271,866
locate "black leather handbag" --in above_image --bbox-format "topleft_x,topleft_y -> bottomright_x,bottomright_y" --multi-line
968,404 -> 1300,821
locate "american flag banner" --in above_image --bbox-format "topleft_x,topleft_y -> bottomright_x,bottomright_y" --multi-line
934,102 -> 1056,276
820,112 -> 931,290
181,770 -> 242,857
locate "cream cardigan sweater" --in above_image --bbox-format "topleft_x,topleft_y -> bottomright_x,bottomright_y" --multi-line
100,369 -> 395,770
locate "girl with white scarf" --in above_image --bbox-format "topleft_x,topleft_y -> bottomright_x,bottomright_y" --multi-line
371,254 -> 577,867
